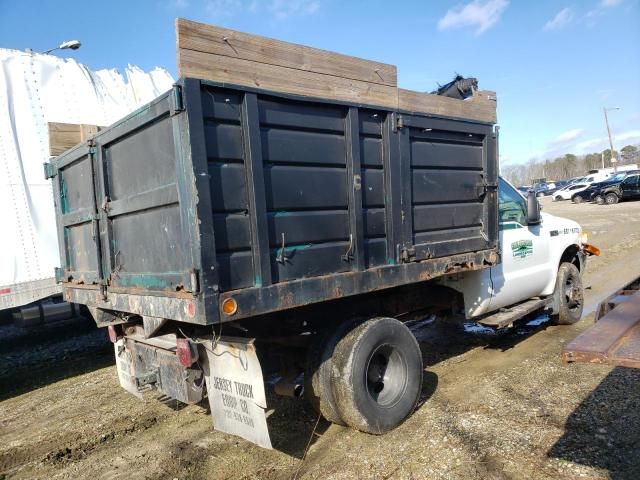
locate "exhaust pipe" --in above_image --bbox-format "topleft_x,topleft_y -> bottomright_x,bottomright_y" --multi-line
273,377 -> 304,398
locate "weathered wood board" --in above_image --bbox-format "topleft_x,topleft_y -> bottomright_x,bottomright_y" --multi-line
178,47 -> 399,108
176,18 -> 397,86
177,18 -> 497,123
48,122 -> 101,156
398,89 -> 497,124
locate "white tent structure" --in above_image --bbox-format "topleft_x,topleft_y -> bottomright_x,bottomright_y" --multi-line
0,49 -> 174,309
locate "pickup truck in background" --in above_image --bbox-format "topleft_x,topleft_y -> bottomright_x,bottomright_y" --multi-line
47,20 -> 599,449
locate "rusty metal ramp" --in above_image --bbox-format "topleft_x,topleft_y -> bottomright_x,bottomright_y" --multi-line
561,290 -> 640,369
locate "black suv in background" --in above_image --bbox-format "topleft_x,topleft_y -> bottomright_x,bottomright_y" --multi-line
598,172 -> 640,204
572,172 -> 634,203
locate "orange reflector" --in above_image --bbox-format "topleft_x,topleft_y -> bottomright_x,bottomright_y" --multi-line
583,243 -> 601,256
222,298 -> 238,315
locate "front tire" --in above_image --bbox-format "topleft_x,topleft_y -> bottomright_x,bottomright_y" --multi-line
551,263 -> 583,325
330,317 -> 423,434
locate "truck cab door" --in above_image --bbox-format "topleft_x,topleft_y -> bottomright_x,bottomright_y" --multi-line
488,179 -> 551,311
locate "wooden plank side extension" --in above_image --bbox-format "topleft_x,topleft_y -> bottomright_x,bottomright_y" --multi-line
48,123 -> 101,156
398,89 -> 497,124
177,18 -> 497,123
178,48 -> 399,109
176,18 -> 397,87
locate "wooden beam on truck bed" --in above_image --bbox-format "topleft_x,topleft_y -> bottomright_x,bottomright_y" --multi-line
398,89 -> 497,124
176,18 -> 399,108
176,19 -> 397,86
48,122 -> 101,156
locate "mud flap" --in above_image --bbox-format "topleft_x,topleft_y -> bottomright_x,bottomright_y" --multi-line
114,339 -> 143,399
201,337 -> 272,449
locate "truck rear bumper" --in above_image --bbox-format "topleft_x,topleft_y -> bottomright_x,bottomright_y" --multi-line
114,336 -> 205,404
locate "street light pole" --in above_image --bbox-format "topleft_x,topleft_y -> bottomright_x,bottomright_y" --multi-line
603,106 -> 620,172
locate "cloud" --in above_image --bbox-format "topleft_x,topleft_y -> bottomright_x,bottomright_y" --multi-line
270,0 -> 319,19
203,0 -> 320,19
585,0 -> 623,24
551,129 -> 584,145
600,0 -> 623,7
574,129 -> 640,154
544,7 -> 574,31
437,0 -> 509,35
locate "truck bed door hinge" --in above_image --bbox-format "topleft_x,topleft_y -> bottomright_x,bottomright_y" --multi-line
392,112 -> 404,132
171,84 -> 185,116
44,161 -> 56,179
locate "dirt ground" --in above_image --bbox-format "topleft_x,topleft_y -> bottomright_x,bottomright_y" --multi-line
2,199 -> 640,480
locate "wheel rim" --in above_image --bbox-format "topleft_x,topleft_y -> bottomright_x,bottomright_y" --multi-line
364,344 -> 407,408
606,195 -> 616,204
563,275 -> 583,312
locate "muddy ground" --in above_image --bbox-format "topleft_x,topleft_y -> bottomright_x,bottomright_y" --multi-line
2,199 -> 640,480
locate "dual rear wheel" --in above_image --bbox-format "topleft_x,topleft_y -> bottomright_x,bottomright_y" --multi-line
306,317 -> 423,434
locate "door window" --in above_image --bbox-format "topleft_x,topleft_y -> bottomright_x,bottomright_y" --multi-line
498,178 -> 527,225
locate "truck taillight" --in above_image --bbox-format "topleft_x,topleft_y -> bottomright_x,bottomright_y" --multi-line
107,325 -> 122,343
176,338 -> 198,367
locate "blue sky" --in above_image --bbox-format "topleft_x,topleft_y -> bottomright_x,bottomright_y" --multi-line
1,0 -> 638,166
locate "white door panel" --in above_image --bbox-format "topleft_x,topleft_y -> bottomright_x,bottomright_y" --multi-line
488,179 -> 554,312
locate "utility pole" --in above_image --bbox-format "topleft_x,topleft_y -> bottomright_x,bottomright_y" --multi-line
603,106 -> 620,172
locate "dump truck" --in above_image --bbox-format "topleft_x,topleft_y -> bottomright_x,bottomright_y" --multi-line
562,277 -> 640,368
47,19 -> 598,448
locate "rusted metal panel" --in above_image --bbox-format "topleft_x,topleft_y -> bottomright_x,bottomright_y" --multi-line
562,283 -> 640,368
51,77 -> 499,327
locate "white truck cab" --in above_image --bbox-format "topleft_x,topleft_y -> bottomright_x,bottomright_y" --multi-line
441,177 -> 592,326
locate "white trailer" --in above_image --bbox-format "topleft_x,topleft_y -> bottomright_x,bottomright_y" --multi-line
0,48 -> 173,314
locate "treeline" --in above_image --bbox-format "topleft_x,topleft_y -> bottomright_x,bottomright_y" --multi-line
501,144 -> 640,187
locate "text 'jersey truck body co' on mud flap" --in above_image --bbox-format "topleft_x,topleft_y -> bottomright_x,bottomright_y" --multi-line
47,19 -> 599,448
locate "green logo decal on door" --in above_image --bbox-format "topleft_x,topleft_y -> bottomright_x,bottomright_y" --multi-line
511,239 -> 533,259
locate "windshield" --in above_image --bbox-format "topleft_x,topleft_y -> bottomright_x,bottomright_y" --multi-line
611,173 -> 627,181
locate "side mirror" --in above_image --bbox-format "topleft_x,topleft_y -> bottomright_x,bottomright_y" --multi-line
527,191 -> 541,224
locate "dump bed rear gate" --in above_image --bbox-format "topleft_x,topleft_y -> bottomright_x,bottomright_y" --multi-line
51,78 -> 499,325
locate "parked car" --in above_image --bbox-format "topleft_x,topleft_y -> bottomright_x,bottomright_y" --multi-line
598,172 -> 640,204
532,182 -> 557,197
554,183 -> 590,201
592,171 -> 640,204
517,186 -> 531,196
571,175 -> 621,203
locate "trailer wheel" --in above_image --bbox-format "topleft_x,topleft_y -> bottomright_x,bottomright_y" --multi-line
305,318 -> 362,425
330,317 -> 423,434
605,193 -> 619,205
551,263 -> 583,325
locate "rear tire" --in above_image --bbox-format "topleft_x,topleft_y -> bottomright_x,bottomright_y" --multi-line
305,318 -> 361,425
331,317 -> 423,434
551,263 -> 583,325
573,195 -> 583,204
605,193 -> 619,205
